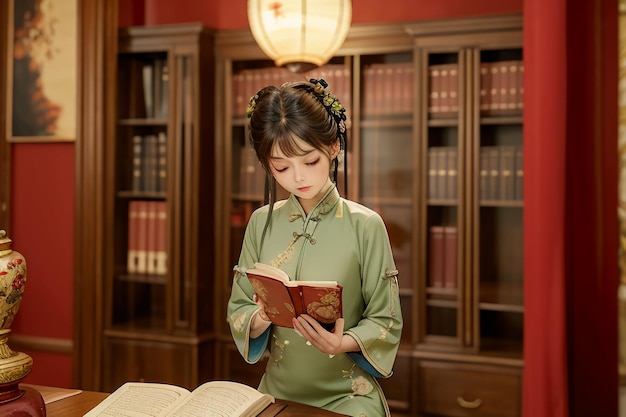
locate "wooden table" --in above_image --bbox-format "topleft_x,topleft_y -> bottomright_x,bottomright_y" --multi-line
23,384 -> 347,416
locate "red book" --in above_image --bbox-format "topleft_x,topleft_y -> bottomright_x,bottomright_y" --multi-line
246,263 -> 343,330
136,201 -> 149,273
480,62 -> 491,114
428,66 -> 441,115
443,226 -> 458,288
145,201 -> 158,274
428,226 -> 445,287
127,201 -> 140,273
155,201 -> 168,275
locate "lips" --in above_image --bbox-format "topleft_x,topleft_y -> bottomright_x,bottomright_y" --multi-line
297,186 -> 312,192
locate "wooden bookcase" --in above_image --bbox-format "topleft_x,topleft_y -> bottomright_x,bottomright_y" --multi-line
100,23 -> 216,392
214,14 -> 523,417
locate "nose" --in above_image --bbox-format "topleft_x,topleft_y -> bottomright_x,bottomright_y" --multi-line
293,165 -> 305,182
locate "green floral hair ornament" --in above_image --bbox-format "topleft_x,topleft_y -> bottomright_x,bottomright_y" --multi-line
246,94 -> 258,118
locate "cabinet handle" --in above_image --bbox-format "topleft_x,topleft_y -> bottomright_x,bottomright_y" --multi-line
456,397 -> 482,409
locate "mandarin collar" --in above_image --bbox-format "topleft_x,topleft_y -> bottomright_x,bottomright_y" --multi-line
287,184 -> 340,223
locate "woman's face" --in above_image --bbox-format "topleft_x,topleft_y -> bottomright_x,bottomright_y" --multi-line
268,138 -> 338,212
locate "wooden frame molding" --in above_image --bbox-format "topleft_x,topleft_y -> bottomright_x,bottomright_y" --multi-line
73,0 -> 118,391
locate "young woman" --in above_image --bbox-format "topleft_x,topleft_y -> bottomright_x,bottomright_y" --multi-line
227,78 -> 402,417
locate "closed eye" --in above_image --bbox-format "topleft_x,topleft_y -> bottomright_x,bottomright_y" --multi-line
306,158 -> 320,166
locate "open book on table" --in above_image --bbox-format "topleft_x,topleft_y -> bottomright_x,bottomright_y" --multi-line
246,262 -> 343,330
83,380 -> 274,417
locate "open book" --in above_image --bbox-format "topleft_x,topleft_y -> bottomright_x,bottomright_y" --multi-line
246,263 -> 343,330
83,381 -> 274,417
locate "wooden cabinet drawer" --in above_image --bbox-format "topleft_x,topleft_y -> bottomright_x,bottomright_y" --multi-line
418,361 -> 521,417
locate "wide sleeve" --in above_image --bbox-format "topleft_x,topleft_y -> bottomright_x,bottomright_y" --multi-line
226,209 -> 272,364
344,213 -> 403,378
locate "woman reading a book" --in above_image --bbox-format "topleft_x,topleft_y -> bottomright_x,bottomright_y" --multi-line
227,78 -> 402,417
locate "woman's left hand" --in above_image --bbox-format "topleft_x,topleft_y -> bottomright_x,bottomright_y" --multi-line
292,316 -> 358,355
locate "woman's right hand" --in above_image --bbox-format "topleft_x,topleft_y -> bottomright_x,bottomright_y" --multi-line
250,294 -> 272,338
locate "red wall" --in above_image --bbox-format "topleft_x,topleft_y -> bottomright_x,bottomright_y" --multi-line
10,0 -> 522,389
137,0 -> 521,29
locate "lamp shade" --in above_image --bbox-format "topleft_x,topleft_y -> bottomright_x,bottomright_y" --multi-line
247,0 -> 352,72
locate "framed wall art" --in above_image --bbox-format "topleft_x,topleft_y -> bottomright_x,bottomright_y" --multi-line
5,0 -> 77,142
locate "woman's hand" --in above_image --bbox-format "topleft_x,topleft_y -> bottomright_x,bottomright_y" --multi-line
250,294 -> 272,338
292,316 -> 359,355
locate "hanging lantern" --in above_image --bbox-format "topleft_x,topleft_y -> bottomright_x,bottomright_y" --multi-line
247,0 -> 352,73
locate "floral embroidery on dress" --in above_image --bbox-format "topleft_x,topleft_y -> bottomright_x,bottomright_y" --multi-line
230,312 -> 246,333
378,320 -> 393,340
351,376 -> 373,397
270,335 -> 289,365
343,364 -> 374,398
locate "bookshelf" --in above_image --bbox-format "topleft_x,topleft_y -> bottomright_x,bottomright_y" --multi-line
215,14 -> 523,417
101,23 -> 215,392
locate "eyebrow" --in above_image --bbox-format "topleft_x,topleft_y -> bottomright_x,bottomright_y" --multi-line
269,149 -> 316,160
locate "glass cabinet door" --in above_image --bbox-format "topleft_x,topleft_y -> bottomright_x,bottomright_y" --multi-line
420,49 -> 465,349
357,52 -> 415,347
473,47 -> 524,357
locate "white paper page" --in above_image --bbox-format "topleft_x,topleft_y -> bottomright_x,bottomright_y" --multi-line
83,383 -> 190,417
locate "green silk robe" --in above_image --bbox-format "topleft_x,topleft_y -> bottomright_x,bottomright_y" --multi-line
227,186 -> 403,417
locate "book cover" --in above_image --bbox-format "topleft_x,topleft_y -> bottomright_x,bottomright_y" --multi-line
480,62 -> 491,113
515,146 -> 524,200
142,64 -> 154,118
145,201 -> 158,274
428,226 -> 445,288
136,201 -> 149,274
131,135 -> 143,192
499,146 -> 516,200
155,201 -> 168,275
127,200 -> 140,274
427,147 -> 438,200
443,226 -> 458,288
246,263 -> 342,330
83,381 -> 274,417
428,66 -> 441,115
156,132 -> 167,193
446,147 -> 458,200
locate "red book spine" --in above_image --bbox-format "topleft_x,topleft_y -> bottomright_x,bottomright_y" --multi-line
136,201 -> 149,273
155,201 -> 167,275
429,66 -> 441,116
428,226 -> 445,287
146,201 -> 157,274
127,201 -> 140,273
443,226 -> 458,288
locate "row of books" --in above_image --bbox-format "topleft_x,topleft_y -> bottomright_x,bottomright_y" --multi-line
429,60 -> 524,118
131,133 -> 167,193
428,226 -> 457,288
428,145 -> 523,201
141,58 -> 169,119
237,145 -> 265,198
127,200 -> 167,275
231,64 -> 351,117
480,60 -> 524,115
428,147 -> 458,200
479,145 -> 523,201
362,62 -> 414,116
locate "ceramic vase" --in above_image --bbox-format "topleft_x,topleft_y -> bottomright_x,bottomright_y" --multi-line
0,230 -> 32,387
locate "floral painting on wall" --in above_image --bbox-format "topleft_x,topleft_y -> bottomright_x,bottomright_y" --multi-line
6,0 -> 77,142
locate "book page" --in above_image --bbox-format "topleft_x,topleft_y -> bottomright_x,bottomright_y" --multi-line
170,381 -> 274,417
83,382 -> 190,417
251,263 -> 289,282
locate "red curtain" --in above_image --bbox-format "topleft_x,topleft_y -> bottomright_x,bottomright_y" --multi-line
523,0 -> 618,416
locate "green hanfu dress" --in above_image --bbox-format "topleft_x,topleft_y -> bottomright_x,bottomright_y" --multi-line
227,186 -> 403,417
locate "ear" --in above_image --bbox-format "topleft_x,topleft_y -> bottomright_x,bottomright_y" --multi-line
329,140 -> 340,159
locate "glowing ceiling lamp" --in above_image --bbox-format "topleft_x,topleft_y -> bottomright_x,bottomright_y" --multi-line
247,0 -> 352,73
